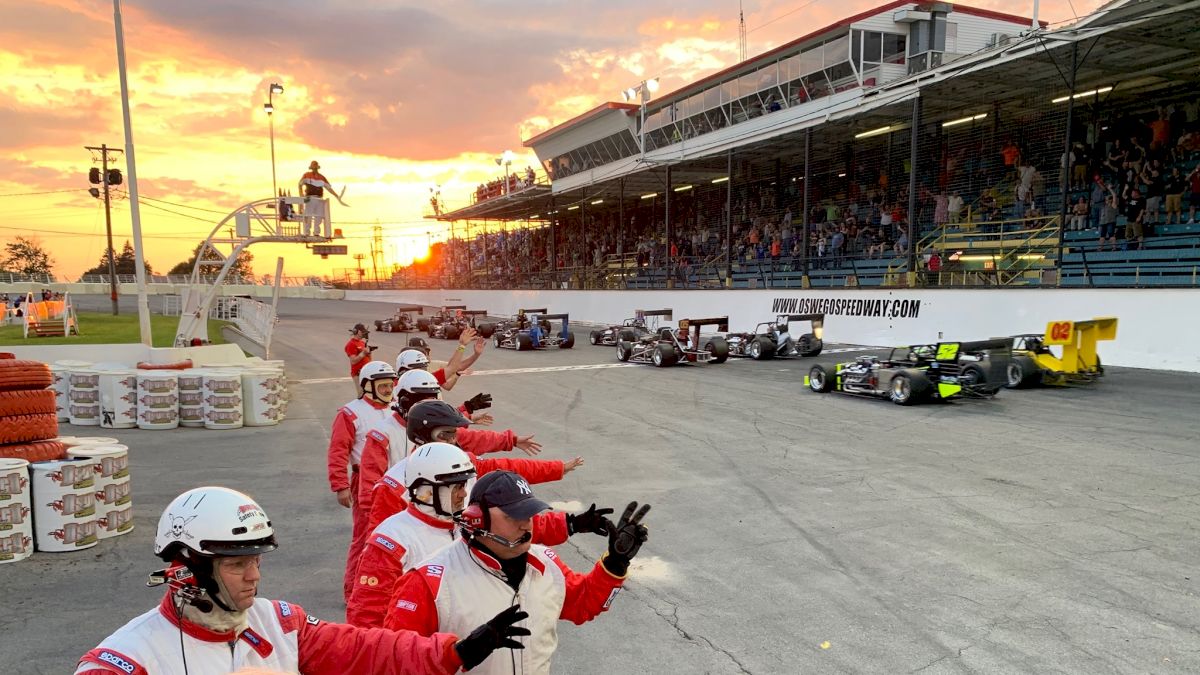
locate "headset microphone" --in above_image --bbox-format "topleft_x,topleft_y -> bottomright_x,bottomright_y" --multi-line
148,564 -> 215,612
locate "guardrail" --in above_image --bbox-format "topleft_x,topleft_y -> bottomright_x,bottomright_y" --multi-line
74,274 -> 333,288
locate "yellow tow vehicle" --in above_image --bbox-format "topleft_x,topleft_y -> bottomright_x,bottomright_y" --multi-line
1003,317 -> 1118,387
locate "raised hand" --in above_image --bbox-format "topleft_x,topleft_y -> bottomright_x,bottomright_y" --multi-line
567,502 -> 612,536
514,435 -> 542,456
602,502 -> 651,577
562,456 -> 584,474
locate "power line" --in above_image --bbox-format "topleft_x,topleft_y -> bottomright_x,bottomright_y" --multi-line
0,188 -> 86,198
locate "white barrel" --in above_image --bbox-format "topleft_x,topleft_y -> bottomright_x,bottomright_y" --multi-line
136,372 -> 179,430
31,458 -> 98,552
49,365 -> 72,422
66,436 -> 120,447
67,444 -> 133,539
0,459 -> 34,564
177,369 -> 207,428
67,368 -> 101,426
97,369 -> 138,429
203,370 -> 244,430
242,368 -> 282,427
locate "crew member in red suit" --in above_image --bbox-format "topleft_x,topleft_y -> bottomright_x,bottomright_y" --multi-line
345,323 -> 374,395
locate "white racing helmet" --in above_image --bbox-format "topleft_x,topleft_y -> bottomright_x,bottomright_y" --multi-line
359,360 -> 398,402
153,487 -> 277,612
405,442 -> 476,517
396,369 -> 441,416
396,348 -> 431,373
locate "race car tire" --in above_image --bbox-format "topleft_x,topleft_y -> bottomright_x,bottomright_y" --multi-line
652,343 -> 678,367
0,439 -> 67,462
616,341 -> 632,362
375,320 -> 384,331
589,330 -> 601,345
516,334 -> 533,351
477,323 -> 495,338
493,334 -> 502,349
808,365 -> 833,392
445,326 -> 461,341
617,328 -> 639,342
560,333 -> 575,349
798,335 -> 824,357
960,364 -> 1000,396
889,371 -> 930,406
416,318 -> 430,332
0,389 -> 57,417
0,359 -> 53,392
1095,355 -> 1104,376
0,413 -> 58,445
706,337 -> 729,364
749,337 -> 775,360
1006,356 -> 1042,389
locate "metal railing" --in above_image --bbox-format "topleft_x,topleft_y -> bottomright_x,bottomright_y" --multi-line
0,273 -> 56,284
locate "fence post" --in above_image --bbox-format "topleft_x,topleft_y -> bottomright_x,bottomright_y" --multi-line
1056,41 -> 1079,287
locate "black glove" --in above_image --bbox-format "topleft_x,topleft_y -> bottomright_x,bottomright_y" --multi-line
602,501 -> 650,577
454,605 -> 530,671
567,503 -> 614,537
463,392 -> 492,414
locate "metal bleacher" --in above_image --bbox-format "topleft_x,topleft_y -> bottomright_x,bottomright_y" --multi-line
1060,223 -> 1200,287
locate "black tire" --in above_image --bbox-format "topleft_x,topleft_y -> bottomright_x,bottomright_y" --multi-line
416,318 -> 430,332
706,337 -> 729,364
589,330 -> 601,345
618,328 -> 638,342
960,363 -> 988,393
560,333 -> 575,349
808,365 -> 833,392
652,343 -> 678,367
478,323 -> 495,338
445,326 -> 461,341
1006,355 -> 1042,389
517,333 -> 533,351
493,334 -> 502,349
616,341 -> 632,362
374,320 -> 384,331
889,371 -> 930,405
749,337 -> 775,360
798,335 -> 824,357
1095,354 -> 1104,376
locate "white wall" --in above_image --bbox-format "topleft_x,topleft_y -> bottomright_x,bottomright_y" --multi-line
348,288 -> 1200,373
0,343 -> 252,367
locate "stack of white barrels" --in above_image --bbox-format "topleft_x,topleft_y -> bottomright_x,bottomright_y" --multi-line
0,457 -> 34,564
52,359 -> 286,432
26,436 -> 136,554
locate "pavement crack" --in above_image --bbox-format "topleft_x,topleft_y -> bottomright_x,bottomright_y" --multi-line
649,598 -> 754,675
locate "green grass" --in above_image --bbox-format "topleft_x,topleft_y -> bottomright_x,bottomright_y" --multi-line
0,312 -> 231,348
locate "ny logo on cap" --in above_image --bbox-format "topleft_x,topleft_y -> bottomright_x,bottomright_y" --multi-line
516,479 -> 531,495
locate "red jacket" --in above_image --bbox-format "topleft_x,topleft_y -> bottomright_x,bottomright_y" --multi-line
327,398 -> 391,493
345,337 -> 369,376
75,592 -> 462,675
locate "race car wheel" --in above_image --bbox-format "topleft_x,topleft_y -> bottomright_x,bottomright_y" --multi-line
1006,356 -> 1042,389
478,323 -> 495,338
445,326 -> 461,340
808,365 -> 833,392
559,333 -> 575,349
493,334 -> 502,349
516,334 -> 534,351
652,343 -> 678,367
798,336 -> 824,357
374,320 -> 384,331
749,337 -> 775,360
618,328 -> 639,342
589,330 -> 601,345
706,337 -> 729,364
416,319 -> 430,332
1095,355 -> 1104,376
889,371 -> 930,406
616,341 -> 632,362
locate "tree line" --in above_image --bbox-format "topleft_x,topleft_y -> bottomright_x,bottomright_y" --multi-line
1,236 -> 254,280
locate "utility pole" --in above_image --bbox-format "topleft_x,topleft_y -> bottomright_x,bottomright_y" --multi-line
85,144 -> 122,315
370,224 -> 383,288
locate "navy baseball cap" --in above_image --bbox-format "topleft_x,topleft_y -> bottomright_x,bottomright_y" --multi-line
470,471 -> 550,520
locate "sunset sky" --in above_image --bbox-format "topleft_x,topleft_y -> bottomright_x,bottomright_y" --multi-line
1,0 -> 1100,281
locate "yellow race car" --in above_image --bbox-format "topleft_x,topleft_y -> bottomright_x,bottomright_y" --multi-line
1003,317 -> 1117,387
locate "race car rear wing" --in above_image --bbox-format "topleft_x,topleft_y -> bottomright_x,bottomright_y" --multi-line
395,305 -> 424,315
635,309 -> 673,321
1041,317 -> 1117,372
778,313 -> 824,336
519,308 -> 548,314
538,313 -> 569,321
461,310 -> 488,317
440,305 -> 467,311
679,316 -> 729,344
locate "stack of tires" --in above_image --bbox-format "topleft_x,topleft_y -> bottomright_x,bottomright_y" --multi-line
0,354 -> 67,463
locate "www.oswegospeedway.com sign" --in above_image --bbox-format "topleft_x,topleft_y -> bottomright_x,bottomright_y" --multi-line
770,296 -> 923,319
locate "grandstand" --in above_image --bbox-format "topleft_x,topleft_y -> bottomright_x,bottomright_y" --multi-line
409,0 -> 1200,291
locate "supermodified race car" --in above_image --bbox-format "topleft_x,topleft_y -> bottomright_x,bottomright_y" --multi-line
616,315 -> 729,367
427,309 -> 487,340
416,305 -> 465,333
477,308 -> 551,339
805,339 -> 1011,405
1001,317 -> 1117,387
490,312 -> 575,350
724,313 -> 825,360
587,308 -> 670,346
374,304 -> 423,333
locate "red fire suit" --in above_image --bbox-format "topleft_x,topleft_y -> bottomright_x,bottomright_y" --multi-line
327,397 -> 393,601
75,592 -> 462,675
384,541 -> 624,675
347,501 -> 569,628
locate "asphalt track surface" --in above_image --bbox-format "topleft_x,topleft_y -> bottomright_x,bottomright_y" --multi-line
4,296 -> 1200,674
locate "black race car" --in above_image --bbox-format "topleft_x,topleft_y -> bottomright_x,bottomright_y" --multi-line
478,308 -> 550,339
616,315 -> 729,367
724,313 -> 825,360
427,309 -> 487,340
490,312 -> 575,350
374,305 -> 424,333
587,308 -> 672,346
416,305 -> 466,333
806,339 -> 1011,405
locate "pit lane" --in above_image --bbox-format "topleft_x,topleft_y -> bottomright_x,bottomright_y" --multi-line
4,296 -> 1199,674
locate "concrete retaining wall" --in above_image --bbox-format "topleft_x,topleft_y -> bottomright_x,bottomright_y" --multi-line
347,288 -> 1200,373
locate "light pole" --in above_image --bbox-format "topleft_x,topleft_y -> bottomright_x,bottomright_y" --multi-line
622,78 -> 660,155
265,82 -> 284,197
495,150 -> 515,195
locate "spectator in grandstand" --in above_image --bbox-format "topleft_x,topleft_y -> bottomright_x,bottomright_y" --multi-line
1105,139 -> 1127,174
1071,142 -> 1090,190
894,229 -> 909,256
1125,136 -> 1146,173
1187,163 -> 1200,225
1089,175 -> 1109,230
1148,110 -> 1172,154
933,191 -> 948,227
1099,190 -> 1119,251
1001,140 -> 1021,177
1177,128 -> 1200,161
1164,166 -> 1186,225
1070,197 -> 1089,231
1124,188 -> 1146,247
1141,159 -> 1164,226
947,191 -> 964,224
